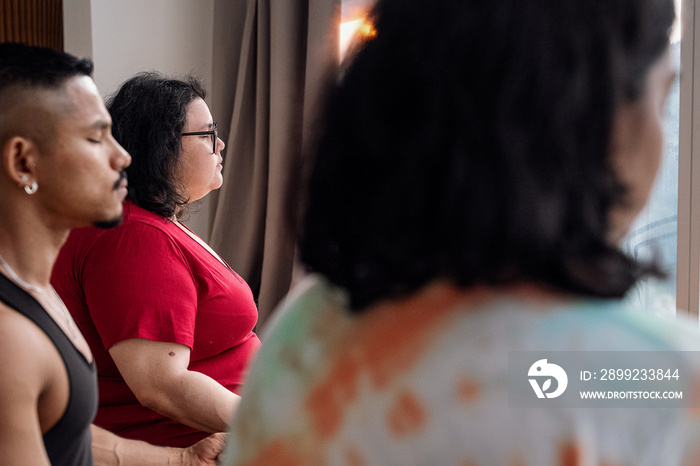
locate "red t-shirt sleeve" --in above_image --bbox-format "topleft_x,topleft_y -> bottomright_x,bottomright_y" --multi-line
81,222 -> 198,350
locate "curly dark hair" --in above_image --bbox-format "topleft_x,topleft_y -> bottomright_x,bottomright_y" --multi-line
300,0 -> 675,311
106,72 -> 206,218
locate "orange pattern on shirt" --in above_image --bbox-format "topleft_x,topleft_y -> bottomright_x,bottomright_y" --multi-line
457,377 -> 481,404
558,441 -> 581,466
344,445 -> 367,466
387,390 -> 428,436
305,284 -> 491,439
238,439 -> 304,466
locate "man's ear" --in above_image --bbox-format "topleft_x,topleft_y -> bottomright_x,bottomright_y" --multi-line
1,136 -> 37,187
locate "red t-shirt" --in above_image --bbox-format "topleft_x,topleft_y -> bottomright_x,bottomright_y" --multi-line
52,201 -> 261,447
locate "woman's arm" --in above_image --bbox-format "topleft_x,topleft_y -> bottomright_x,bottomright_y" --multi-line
92,425 -> 225,465
108,338 -> 240,433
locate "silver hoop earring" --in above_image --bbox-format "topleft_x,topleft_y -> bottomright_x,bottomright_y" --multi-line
24,181 -> 38,195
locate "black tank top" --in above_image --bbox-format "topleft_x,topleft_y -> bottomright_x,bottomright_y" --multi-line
0,273 -> 97,465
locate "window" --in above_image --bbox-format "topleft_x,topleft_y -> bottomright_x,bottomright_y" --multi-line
623,0 -> 700,323
623,37 -> 681,319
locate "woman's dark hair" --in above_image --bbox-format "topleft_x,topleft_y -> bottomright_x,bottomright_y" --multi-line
300,0 -> 675,311
106,72 -> 206,218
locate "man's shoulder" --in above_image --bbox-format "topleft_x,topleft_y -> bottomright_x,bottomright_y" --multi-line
0,300 -> 58,383
0,300 -> 71,462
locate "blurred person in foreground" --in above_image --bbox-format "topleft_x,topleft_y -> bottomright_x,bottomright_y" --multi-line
0,43 -> 223,465
52,72 -> 260,447
221,0 -> 700,464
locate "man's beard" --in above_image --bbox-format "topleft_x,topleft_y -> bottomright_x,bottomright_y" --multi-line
94,171 -> 127,229
93,213 -> 123,229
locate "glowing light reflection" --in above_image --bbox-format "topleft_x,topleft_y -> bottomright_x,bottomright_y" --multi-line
339,17 -> 376,60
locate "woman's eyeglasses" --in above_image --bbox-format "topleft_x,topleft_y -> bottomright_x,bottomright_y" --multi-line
181,122 -> 218,153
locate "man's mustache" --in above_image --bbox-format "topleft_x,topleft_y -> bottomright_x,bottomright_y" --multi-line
113,170 -> 128,190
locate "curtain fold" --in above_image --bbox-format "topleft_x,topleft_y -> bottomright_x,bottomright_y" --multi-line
210,0 -> 340,326
0,0 -> 63,50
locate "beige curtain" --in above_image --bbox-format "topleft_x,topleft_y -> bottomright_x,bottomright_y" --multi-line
209,0 -> 340,326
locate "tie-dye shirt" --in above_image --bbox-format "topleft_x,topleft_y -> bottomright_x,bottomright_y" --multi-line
222,275 -> 700,466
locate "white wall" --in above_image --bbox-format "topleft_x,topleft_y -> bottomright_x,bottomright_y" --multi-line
63,0 -> 215,237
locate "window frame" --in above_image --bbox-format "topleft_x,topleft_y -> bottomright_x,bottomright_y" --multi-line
676,0 -> 699,318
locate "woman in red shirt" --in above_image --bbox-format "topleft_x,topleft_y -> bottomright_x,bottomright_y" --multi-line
52,72 -> 260,448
